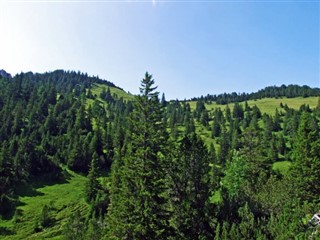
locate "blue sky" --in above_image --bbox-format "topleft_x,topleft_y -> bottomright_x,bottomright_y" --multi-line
0,1 -> 319,100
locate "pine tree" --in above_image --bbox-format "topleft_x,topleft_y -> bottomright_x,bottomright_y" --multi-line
273,108 -> 281,131
85,152 -> 101,203
232,102 -> 244,120
107,72 -> 172,239
161,92 -> 167,107
170,134 -> 212,239
63,210 -> 86,240
289,112 -> 320,202
40,204 -> 51,228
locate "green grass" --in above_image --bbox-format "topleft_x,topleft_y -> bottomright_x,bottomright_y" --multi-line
189,97 -> 319,115
272,161 -> 292,175
91,83 -> 134,102
246,97 -> 319,115
0,169 -> 88,239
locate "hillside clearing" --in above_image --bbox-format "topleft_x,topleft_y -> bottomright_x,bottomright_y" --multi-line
188,97 -> 319,115
0,169 -> 88,240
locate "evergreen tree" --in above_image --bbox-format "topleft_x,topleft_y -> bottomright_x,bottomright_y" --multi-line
85,152 -> 101,203
289,112 -> 320,202
225,105 -> 232,123
63,210 -> 86,240
273,108 -> 281,131
212,120 -> 221,138
161,92 -> 167,107
107,73 -> 172,239
232,102 -> 244,120
170,134 -> 213,239
40,204 -> 52,228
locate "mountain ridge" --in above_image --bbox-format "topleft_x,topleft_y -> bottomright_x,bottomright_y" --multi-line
1,69 -> 318,101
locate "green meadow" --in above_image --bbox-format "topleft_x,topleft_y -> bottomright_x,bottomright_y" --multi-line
189,96 -> 318,115
0,169 -> 88,240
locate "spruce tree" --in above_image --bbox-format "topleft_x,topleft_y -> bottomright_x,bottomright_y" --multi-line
85,152 -> 101,203
289,112 -> 320,202
107,72 -> 171,239
170,134 -> 212,239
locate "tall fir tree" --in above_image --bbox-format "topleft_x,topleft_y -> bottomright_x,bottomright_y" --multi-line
289,112 -> 320,202
169,133 -> 213,239
85,152 -> 101,203
107,72 -> 172,239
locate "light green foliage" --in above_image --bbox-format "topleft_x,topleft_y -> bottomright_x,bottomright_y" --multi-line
189,97 -> 318,116
91,83 -> 134,102
272,161 -> 291,175
0,169 -> 88,239
222,152 -> 249,198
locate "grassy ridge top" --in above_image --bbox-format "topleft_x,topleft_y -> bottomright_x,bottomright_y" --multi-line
91,83 -> 134,102
90,82 -> 318,116
188,96 -> 319,115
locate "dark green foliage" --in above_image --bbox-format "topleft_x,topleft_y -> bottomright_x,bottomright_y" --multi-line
85,217 -> 103,240
161,92 -> 167,107
107,73 -> 172,239
170,134 -> 213,239
191,84 -> 320,104
289,112 -> 320,202
217,126 -> 231,165
85,152 -> 101,203
212,120 -> 221,138
232,102 -> 244,120
63,210 -> 86,240
40,204 -> 52,228
184,106 -> 195,135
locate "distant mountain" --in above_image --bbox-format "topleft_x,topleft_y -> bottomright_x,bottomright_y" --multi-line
13,69 -> 122,93
0,69 -> 12,79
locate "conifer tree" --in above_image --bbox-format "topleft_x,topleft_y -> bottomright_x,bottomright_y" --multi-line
85,152 -> 101,203
170,134 -> 212,239
289,112 -> 320,202
107,72 -> 171,239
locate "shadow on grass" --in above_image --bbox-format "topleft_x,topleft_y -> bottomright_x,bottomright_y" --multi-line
1,169 -> 73,221
14,182 -> 45,198
0,226 -> 15,236
30,169 -> 72,189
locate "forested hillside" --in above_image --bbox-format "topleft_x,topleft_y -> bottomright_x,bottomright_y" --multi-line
0,70 -> 319,239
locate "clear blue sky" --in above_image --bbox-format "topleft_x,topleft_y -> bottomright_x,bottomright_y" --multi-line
0,1 -> 319,100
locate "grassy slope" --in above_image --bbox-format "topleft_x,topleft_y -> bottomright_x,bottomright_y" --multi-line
189,96 -> 319,115
188,96 -> 318,149
86,83 -> 134,112
188,97 -> 317,181
90,83 -> 318,115
0,169 -> 88,240
91,83 -> 134,102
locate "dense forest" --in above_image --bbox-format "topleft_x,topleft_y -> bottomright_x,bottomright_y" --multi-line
0,70 -> 320,239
